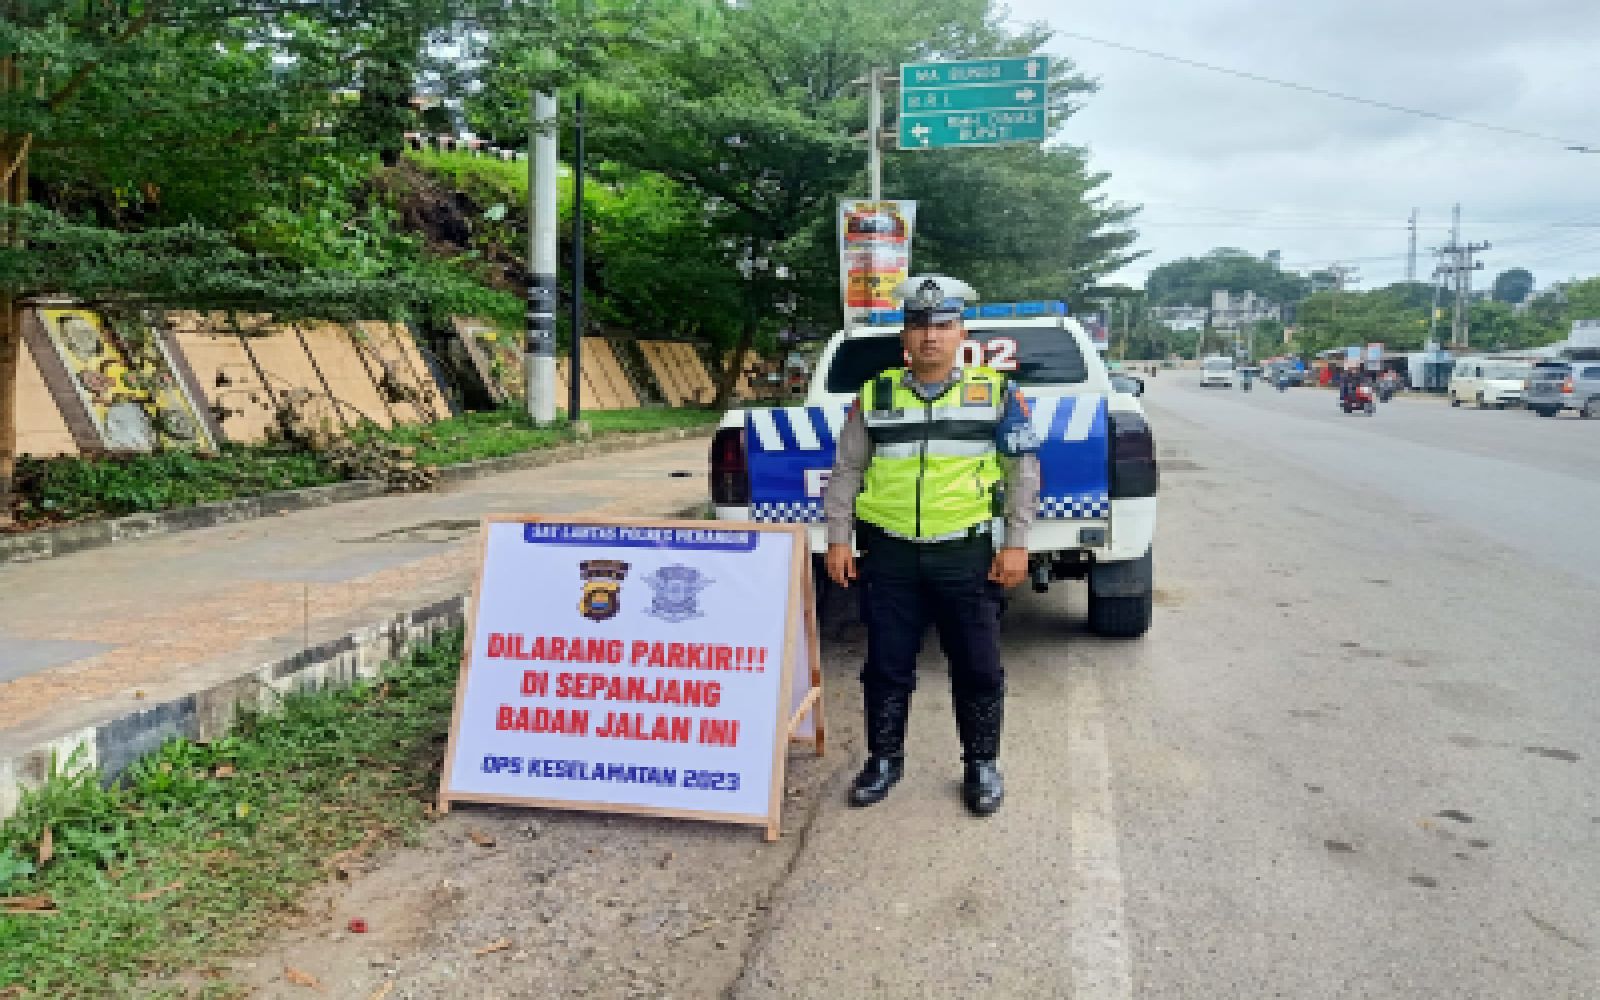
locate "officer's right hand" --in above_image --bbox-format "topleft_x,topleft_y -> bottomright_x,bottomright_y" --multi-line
825,543 -> 857,588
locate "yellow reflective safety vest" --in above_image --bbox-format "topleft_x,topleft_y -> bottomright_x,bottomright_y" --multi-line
854,366 -> 1007,539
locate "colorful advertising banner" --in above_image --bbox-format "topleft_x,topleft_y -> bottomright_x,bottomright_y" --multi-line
839,199 -> 916,325
439,517 -> 824,840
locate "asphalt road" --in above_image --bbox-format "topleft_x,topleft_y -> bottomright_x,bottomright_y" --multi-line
224,380 -> 1599,999
735,374 -> 1600,999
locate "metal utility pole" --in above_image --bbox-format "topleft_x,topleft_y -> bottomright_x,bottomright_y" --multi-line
1437,203 -> 1490,349
1406,208 -> 1418,283
527,91 -> 559,426
569,89 -> 586,422
1328,262 -> 1361,329
867,67 -> 883,201
1450,204 -> 1464,348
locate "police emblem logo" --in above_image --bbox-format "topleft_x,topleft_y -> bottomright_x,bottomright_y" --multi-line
642,564 -> 712,623
578,559 -> 630,622
964,381 -> 994,406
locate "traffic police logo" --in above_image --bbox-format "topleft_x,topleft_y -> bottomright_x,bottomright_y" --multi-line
963,381 -> 994,406
642,564 -> 712,624
578,559 -> 631,622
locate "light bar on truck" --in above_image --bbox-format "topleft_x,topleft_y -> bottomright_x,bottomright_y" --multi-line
862,300 -> 1069,326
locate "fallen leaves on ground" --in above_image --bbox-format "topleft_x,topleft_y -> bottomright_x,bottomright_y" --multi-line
129,881 -> 184,902
213,763 -> 236,779
473,938 -> 511,957
466,828 -> 496,848
36,826 -> 53,866
1,894 -> 57,913
284,966 -> 322,989
368,983 -> 395,1000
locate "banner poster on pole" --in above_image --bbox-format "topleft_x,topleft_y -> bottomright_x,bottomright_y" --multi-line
838,198 -> 917,327
438,516 -> 825,841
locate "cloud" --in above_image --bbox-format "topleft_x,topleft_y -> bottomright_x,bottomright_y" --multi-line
998,0 -> 1600,287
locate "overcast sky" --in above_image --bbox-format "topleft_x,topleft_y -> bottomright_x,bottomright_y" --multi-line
1002,0 -> 1600,294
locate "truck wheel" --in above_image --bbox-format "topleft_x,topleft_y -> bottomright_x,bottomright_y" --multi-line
1535,407 -> 1558,417
1475,392 -> 1487,410
1583,398 -> 1600,420
1450,394 -> 1461,408
1088,590 -> 1153,638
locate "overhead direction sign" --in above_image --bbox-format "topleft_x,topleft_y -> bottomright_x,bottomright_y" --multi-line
901,83 -> 1046,113
898,56 -> 1051,150
900,56 -> 1049,89
900,109 -> 1046,150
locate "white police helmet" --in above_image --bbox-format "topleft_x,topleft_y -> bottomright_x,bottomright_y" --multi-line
892,274 -> 978,323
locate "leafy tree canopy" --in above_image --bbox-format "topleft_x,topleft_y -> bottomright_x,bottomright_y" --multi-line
1145,248 -> 1308,307
1492,267 -> 1535,304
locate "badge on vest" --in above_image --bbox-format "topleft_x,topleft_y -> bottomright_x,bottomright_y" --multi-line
963,381 -> 994,406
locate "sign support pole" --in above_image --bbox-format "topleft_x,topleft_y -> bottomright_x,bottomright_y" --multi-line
527,90 -> 559,427
867,67 -> 883,202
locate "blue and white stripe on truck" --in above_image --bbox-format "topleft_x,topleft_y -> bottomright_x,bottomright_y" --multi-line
745,396 -> 1110,524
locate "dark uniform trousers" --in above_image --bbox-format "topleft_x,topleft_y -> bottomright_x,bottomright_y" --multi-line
856,520 -> 1006,761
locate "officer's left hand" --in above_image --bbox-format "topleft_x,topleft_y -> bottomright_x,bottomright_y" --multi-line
988,547 -> 1028,588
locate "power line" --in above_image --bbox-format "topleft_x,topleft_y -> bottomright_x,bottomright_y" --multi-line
1055,30 -> 1597,150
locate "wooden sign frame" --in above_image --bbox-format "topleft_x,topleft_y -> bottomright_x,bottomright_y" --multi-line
437,514 -> 824,841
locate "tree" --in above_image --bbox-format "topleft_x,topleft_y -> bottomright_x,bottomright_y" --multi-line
1144,248 -> 1308,307
1492,267 -> 1534,305
893,144 -> 1139,303
1566,276 -> 1600,321
0,0 -> 520,519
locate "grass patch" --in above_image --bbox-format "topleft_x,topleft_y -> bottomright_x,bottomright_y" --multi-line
10,407 -> 719,529
0,632 -> 464,999
350,406 -> 721,468
10,447 -> 339,527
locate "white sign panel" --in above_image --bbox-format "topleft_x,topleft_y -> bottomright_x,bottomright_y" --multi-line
439,518 -> 819,837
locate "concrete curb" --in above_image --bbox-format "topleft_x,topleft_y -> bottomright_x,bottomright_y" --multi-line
0,426 -> 712,566
0,500 -> 710,822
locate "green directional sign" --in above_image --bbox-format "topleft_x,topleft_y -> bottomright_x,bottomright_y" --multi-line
898,56 -> 1051,150
900,56 -> 1050,90
898,109 -> 1047,150
901,82 -> 1046,114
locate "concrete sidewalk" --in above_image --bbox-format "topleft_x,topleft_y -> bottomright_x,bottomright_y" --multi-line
0,434 -> 711,817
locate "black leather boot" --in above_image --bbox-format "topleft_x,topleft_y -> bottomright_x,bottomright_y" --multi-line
849,689 -> 910,807
955,689 -> 1005,816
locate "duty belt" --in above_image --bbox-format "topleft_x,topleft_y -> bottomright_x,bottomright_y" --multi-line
874,520 -> 992,545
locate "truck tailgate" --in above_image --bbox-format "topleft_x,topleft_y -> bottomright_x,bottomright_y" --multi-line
744,395 -> 1109,524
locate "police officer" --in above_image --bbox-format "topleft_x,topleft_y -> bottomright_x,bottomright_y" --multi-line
823,275 -> 1040,816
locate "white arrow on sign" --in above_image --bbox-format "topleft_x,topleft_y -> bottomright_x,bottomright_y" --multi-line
1025,59 -> 1042,79
1016,87 -> 1037,102
911,123 -> 931,145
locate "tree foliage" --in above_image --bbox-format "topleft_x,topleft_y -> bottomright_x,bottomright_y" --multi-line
1145,248 -> 1308,307
1491,267 -> 1534,305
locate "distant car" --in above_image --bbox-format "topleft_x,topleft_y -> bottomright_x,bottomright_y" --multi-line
1525,360 -> 1600,418
1109,373 -> 1145,397
1449,358 -> 1532,410
1199,355 -> 1235,388
1263,364 -> 1305,386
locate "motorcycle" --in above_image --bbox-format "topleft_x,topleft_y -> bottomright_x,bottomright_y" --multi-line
1340,383 -> 1377,416
1276,377 -> 1290,392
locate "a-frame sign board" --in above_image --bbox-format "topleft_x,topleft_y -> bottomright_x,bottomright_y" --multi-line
438,516 -> 824,841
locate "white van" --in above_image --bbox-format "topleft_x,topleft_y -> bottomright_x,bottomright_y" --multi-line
1199,355 -> 1235,388
1449,358 -> 1531,410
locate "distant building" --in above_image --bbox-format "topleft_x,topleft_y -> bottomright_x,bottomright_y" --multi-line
1149,305 -> 1208,333
1209,289 -> 1281,332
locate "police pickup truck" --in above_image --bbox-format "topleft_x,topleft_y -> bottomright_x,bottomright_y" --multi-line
709,301 -> 1159,637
